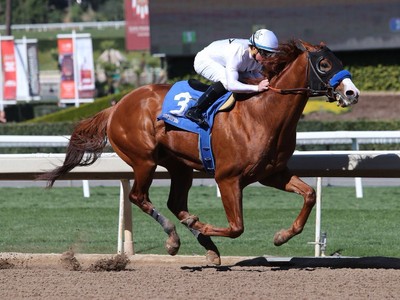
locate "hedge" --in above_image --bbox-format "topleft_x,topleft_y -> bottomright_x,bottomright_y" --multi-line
26,91 -> 129,123
347,65 -> 400,91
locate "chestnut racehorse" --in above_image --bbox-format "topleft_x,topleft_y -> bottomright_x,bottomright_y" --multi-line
40,40 -> 359,265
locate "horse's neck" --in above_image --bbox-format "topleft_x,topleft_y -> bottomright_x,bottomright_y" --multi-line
247,57 -> 309,129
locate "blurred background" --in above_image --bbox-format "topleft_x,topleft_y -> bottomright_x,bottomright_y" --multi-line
0,0 -> 399,123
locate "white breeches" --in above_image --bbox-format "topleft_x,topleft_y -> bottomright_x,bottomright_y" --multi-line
194,53 -> 227,87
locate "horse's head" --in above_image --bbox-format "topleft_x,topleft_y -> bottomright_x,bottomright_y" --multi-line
299,41 -> 360,107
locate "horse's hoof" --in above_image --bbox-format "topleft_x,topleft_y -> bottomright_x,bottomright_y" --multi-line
273,229 -> 288,246
206,250 -> 221,265
165,235 -> 180,256
165,241 -> 179,256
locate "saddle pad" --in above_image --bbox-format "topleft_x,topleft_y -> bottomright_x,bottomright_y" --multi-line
157,80 -> 233,174
158,80 -> 232,133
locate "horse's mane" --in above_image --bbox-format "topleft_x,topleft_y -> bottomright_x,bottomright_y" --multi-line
262,39 -> 304,80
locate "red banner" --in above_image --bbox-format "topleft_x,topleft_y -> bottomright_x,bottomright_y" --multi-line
1,40 -> 17,100
125,0 -> 150,50
57,38 -> 75,99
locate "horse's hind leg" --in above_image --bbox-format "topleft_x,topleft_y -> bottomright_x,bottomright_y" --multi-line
259,169 -> 316,246
129,162 -> 181,255
165,161 -> 221,265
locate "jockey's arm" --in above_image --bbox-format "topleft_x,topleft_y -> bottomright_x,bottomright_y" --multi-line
224,68 -> 259,93
225,68 -> 270,93
225,47 -> 269,93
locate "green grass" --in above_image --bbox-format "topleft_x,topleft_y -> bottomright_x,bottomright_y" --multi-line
0,185 -> 399,258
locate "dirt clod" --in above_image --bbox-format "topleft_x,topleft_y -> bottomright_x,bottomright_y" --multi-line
88,254 -> 130,272
60,250 -> 82,271
0,258 -> 14,270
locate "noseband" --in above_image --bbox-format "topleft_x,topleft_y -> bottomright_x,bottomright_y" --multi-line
269,43 -> 351,102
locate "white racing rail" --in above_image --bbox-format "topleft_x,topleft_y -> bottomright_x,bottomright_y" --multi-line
2,131 -> 400,197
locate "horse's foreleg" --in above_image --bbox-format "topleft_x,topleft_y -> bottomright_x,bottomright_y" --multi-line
166,162 -> 221,265
190,179 -> 245,239
129,163 -> 181,256
259,169 -> 316,246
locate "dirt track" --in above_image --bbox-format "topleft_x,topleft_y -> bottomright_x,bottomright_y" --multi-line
1,253 -> 400,300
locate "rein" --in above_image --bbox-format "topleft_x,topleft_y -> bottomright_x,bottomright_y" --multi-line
268,84 -> 335,99
268,86 -> 318,95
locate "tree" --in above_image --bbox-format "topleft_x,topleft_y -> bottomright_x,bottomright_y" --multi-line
96,0 -> 124,21
5,0 -> 11,34
13,0 -> 50,24
0,0 -> 123,25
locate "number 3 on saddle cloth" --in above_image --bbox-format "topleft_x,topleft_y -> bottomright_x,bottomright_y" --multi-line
157,79 -> 233,174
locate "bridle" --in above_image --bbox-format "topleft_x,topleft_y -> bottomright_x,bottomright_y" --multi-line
268,42 -> 351,102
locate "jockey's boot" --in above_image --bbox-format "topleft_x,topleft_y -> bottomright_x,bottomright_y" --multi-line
185,81 -> 227,127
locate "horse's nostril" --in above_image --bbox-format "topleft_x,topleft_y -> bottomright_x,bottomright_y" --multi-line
346,90 -> 355,96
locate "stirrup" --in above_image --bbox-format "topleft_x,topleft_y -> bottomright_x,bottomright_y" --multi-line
185,109 -> 209,127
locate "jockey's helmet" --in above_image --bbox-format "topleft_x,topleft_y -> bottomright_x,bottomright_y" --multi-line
249,29 -> 279,52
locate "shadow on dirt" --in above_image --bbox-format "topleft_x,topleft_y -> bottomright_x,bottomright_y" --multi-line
235,256 -> 400,270
181,256 -> 400,272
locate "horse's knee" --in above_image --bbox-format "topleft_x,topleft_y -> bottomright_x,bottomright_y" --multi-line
229,226 -> 244,238
129,193 -> 152,213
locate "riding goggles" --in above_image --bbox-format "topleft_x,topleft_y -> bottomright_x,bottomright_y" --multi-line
257,48 -> 276,58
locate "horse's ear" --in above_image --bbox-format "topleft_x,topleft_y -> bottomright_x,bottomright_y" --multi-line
296,40 -> 307,51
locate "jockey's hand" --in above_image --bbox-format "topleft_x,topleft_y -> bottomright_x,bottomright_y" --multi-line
258,79 -> 270,92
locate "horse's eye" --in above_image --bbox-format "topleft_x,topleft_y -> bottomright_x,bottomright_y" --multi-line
318,59 -> 332,73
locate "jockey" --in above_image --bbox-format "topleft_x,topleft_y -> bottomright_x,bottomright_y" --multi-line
185,29 -> 279,127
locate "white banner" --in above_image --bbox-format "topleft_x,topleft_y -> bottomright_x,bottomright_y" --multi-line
15,38 -> 40,101
75,36 -> 95,96
57,31 -> 95,106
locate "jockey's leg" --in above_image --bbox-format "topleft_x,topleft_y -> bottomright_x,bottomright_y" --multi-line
185,81 -> 227,127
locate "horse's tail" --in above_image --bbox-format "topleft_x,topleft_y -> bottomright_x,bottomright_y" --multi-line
38,107 -> 114,187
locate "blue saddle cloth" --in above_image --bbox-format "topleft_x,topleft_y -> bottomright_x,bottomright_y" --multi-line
157,80 -> 232,174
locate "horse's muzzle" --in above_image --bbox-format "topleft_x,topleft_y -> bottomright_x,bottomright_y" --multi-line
336,92 -> 359,107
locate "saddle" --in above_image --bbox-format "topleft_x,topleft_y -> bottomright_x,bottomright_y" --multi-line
187,79 -> 236,112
